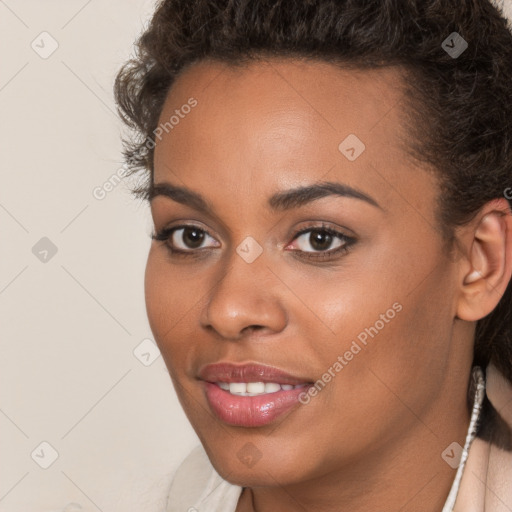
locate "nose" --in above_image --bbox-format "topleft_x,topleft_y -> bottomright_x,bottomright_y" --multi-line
200,249 -> 288,340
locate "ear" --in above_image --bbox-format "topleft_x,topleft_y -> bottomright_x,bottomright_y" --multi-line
456,198 -> 512,321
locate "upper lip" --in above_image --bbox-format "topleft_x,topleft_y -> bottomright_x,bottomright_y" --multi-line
198,362 -> 312,385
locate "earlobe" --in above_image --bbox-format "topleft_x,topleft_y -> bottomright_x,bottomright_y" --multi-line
456,199 -> 512,322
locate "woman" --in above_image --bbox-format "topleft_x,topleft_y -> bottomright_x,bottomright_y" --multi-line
114,0 -> 512,510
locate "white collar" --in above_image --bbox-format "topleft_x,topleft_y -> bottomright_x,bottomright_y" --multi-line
441,366 -> 486,512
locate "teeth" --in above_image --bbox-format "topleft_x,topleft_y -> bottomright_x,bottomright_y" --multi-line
264,382 -> 281,393
216,382 -> 305,396
229,383 -> 247,394
247,382 -> 265,393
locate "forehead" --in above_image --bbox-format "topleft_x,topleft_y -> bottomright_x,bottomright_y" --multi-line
161,57 -> 406,118
154,58 -> 408,148
152,58 -> 437,220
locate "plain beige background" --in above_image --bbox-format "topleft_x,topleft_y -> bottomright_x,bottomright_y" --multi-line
0,1 -> 199,511
1,1 -> 511,511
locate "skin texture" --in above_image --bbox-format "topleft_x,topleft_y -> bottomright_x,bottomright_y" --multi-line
145,58 -> 512,512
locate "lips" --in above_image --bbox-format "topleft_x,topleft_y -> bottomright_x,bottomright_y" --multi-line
198,362 -> 314,427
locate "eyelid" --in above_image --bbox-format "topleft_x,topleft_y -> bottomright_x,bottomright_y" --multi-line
285,220 -> 354,244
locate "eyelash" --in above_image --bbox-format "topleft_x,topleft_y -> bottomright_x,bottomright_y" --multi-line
151,222 -> 356,262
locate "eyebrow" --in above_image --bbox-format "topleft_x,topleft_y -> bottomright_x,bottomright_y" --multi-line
148,180 -> 382,213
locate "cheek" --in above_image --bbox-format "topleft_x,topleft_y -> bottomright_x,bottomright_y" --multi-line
328,273 -> 456,423
144,249 -> 169,334
144,248 -> 223,387
144,247 -> 204,324
294,244 -> 455,395
144,249 -> 194,363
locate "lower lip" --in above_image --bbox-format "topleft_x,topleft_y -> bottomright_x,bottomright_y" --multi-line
203,382 -> 311,427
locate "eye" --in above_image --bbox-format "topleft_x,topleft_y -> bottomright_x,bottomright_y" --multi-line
293,229 -> 343,252
151,225 -> 219,253
286,224 -> 356,260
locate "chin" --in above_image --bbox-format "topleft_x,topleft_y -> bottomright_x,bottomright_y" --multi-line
202,439 -> 311,487
219,461 -> 304,488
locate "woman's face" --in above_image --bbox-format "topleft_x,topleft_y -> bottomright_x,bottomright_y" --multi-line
146,58 -> 472,487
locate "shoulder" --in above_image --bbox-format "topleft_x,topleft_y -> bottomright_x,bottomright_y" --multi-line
165,444 -> 243,512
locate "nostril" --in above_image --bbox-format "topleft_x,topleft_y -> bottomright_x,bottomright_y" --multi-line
242,325 -> 264,334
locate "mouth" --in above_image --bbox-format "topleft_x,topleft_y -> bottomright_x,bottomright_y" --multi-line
198,362 -> 314,427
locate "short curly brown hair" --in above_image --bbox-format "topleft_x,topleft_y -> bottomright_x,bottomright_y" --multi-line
114,0 -> 512,449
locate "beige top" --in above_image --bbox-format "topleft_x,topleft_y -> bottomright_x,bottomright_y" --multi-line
165,364 -> 512,512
